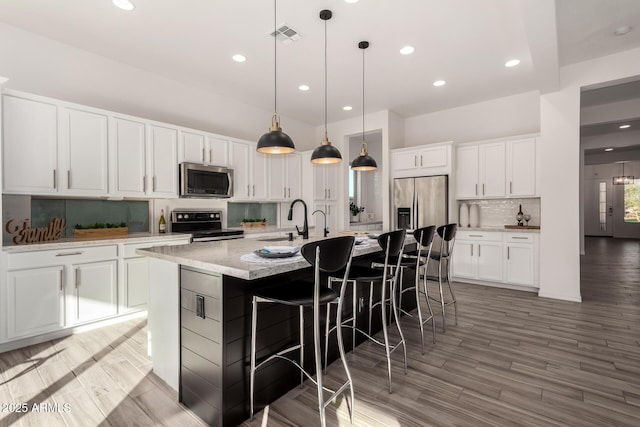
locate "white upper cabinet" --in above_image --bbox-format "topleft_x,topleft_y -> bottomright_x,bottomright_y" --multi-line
456,137 -> 536,199
62,107 -> 109,195
229,140 -> 267,200
506,138 -> 536,197
314,163 -> 339,201
478,143 -> 506,197
391,143 -> 451,178
268,153 -> 301,201
112,117 -> 147,196
148,124 -> 178,197
3,94 -> 59,194
455,146 -> 479,198
179,130 -> 228,166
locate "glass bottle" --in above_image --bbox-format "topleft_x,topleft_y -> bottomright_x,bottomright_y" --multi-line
516,204 -> 524,226
159,209 -> 166,233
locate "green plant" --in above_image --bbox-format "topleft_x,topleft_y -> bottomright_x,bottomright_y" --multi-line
75,222 -> 126,230
349,202 -> 364,216
241,218 -> 267,223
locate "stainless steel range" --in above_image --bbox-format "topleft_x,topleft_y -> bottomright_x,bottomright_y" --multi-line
171,210 -> 244,242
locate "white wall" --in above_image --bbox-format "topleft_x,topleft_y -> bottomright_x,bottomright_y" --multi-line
0,23 -> 316,149
540,46 -> 640,302
403,91 -> 540,147
581,98 -> 640,125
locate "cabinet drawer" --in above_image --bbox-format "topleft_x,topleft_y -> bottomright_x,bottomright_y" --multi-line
504,233 -> 537,243
456,231 -> 503,242
181,267 -> 222,299
182,328 -> 221,366
181,289 -> 221,321
181,307 -> 222,343
123,238 -> 189,258
7,245 -> 118,270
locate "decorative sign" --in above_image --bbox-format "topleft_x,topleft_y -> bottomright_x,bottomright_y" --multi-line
5,218 -> 66,245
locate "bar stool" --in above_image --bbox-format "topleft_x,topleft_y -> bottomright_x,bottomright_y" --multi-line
368,226 -> 438,354
325,229 -> 407,393
250,236 -> 356,427
427,223 -> 458,332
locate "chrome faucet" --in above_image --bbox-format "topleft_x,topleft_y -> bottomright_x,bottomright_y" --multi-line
312,209 -> 329,237
288,199 -> 309,239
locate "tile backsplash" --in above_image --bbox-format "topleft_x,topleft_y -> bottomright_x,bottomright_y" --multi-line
457,198 -> 540,227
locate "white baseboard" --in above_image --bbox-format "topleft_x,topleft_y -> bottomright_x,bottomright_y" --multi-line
452,277 -> 539,293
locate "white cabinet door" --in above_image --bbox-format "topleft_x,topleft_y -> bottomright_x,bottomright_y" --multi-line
180,130 -> 205,164
123,257 -> 148,311
113,117 -> 146,196
229,141 -> 251,200
71,260 -> 118,325
505,244 -> 535,286
252,150 -> 268,200
148,124 -> 178,197
314,202 -> 339,236
286,154 -> 301,200
476,241 -> 503,281
3,95 -> 58,194
451,241 -> 475,279
6,266 -> 64,339
479,143 -> 505,197
268,156 -> 287,201
207,136 -> 228,166
325,163 -> 339,201
456,146 -> 478,199
64,108 -> 109,195
392,150 -> 418,172
418,146 -> 448,169
314,164 -> 339,200
507,138 -> 536,197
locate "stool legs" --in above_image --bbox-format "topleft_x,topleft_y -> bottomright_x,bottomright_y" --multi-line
299,305 -> 304,388
250,296 -> 258,419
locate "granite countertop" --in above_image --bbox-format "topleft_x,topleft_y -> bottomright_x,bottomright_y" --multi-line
2,232 -> 192,253
349,220 -> 383,225
459,226 -> 540,233
137,234 -> 417,281
229,225 -> 315,236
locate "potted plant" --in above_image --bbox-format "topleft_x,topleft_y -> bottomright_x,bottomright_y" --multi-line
241,218 -> 267,229
349,202 -> 364,222
74,222 -> 128,239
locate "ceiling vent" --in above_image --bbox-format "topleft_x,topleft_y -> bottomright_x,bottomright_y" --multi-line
269,23 -> 302,44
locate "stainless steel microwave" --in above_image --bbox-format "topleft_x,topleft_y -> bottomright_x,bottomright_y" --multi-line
179,163 -> 233,198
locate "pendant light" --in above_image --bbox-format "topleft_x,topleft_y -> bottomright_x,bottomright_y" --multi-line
612,161 -> 635,185
311,9 -> 342,164
351,41 -> 377,171
257,0 -> 295,154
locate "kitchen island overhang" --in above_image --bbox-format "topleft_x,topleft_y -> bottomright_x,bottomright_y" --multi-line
137,236 -> 414,426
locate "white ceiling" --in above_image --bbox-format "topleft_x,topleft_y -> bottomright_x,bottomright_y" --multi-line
1,0 -> 640,126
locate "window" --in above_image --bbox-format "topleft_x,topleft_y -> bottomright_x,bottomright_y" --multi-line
624,181 -> 640,223
599,182 -> 607,231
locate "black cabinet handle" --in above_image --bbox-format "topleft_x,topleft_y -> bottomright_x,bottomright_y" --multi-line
196,295 -> 205,319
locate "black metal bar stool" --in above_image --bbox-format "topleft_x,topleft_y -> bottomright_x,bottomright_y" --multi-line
324,229 -> 408,393
427,223 -> 458,332
250,236 -> 356,427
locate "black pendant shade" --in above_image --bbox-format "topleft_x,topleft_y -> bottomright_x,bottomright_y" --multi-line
311,9 -> 342,164
351,143 -> 377,171
257,116 -> 295,154
257,0 -> 295,154
350,40 -> 377,171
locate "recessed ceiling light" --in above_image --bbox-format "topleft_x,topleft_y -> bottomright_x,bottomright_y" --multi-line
505,59 -> 520,68
614,25 -> 632,36
343,106 -> 353,111
433,80 -> 446,87
344,0 -> 359,3
298,85 -> 310,91
400,46 -> 415,55
605,148 -> 614,152
619,124 -> 631,129
232,54 -> 246,63
112,0 -> 134,11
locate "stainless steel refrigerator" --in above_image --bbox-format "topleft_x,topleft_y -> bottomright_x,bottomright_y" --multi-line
393,175 -> 448,232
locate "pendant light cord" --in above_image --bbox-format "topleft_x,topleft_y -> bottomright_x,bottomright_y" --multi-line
274,0 -> 277,116
324,17 -> 328,139
362,43 -> 365,144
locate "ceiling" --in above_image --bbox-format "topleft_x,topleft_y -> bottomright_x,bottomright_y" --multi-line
1,0 -> 640,126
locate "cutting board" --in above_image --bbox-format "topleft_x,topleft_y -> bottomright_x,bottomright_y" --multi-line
504,225 -> 540,230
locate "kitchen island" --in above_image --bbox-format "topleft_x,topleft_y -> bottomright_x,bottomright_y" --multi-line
137,235 -> 394,427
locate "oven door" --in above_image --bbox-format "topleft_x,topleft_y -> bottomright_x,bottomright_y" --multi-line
179,163 -> 233,198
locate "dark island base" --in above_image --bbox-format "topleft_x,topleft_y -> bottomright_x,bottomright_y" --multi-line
179,252 -> 419,427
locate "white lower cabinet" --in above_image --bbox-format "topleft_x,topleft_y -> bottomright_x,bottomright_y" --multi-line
5,266 -> 64,340
452,230 -> 538,288
70,260 -> 118,325
451,232 -> 503,281
123,257 -> 149,311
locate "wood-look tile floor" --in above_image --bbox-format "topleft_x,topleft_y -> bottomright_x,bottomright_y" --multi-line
1,236 -> 639,426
